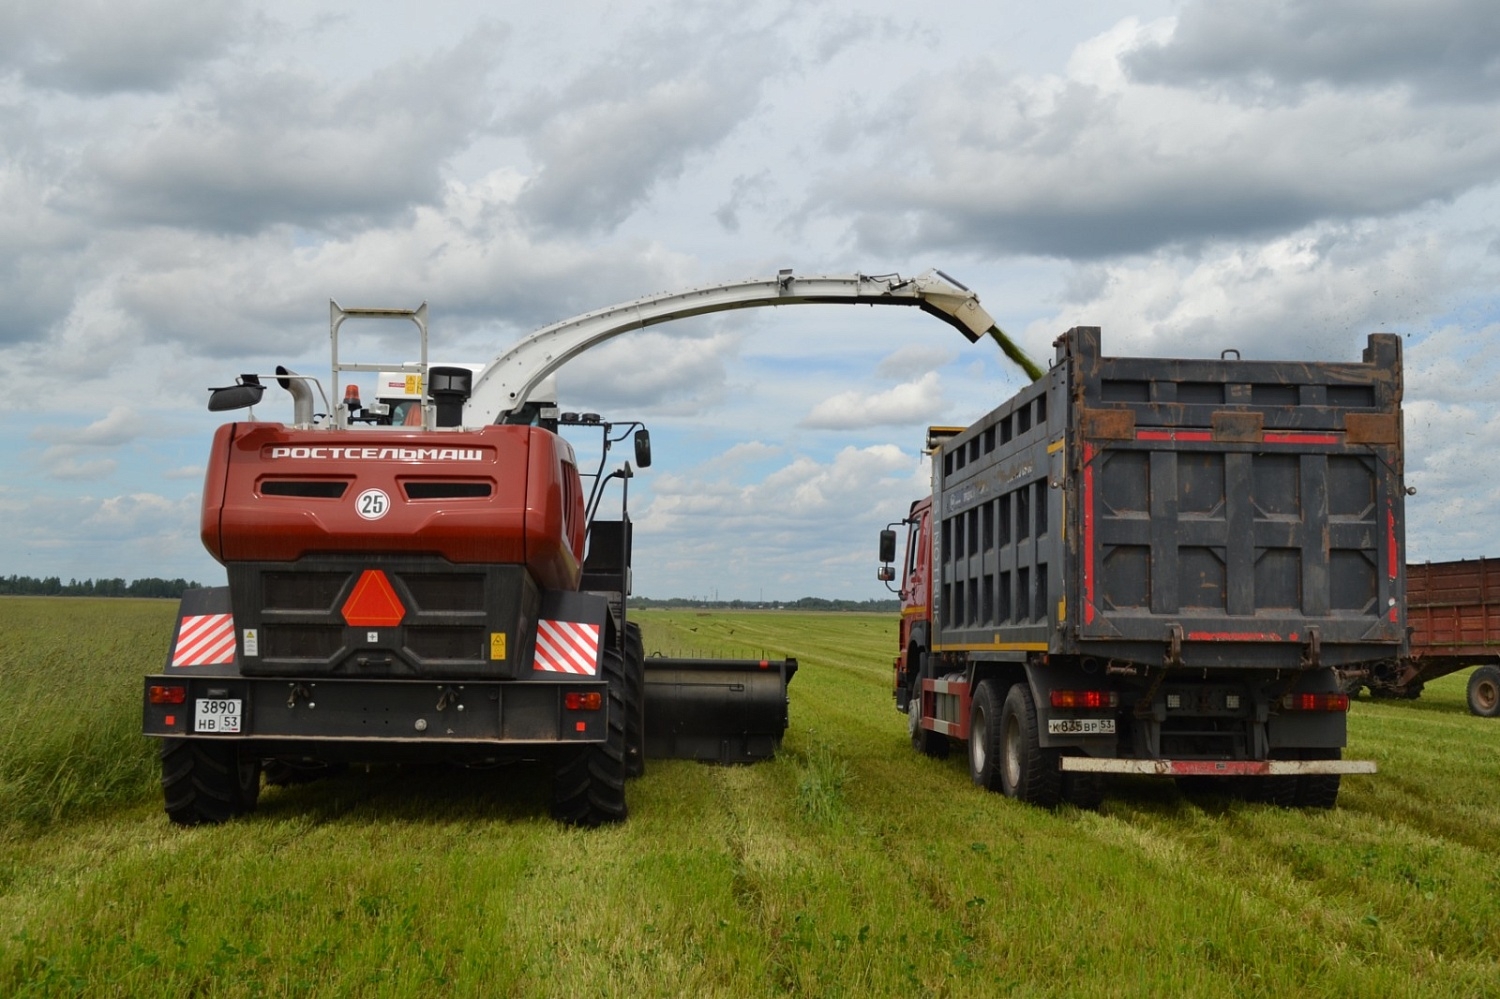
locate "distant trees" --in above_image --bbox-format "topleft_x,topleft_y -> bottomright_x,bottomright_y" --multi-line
0,575 -> 203,598
630,595 -> 900,612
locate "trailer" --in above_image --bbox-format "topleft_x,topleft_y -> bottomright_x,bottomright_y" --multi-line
880,327 -> 1402,808
1352,557 -> 1500,716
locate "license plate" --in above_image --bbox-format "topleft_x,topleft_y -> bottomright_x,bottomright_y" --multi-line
1048,717 -> 1115,735
194,698 -> 242,734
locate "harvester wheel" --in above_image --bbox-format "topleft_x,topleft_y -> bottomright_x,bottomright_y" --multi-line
623,623 -> 647,778
908,695 -> 949,759
994,684 -> 1060,806
160,738 -> 261,826
1467,665 -> 1500,717
551,649 -> 629,826
968,681 -> 1004,790
1293,748 -> 1342,809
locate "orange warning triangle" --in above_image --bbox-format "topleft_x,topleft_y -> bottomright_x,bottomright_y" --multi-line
341,570 -> 406,627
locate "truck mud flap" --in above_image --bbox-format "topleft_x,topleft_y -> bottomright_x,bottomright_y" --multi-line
643,658 -> 797,764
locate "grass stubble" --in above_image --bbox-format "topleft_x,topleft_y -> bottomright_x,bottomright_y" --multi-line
0,599 -> 1496,996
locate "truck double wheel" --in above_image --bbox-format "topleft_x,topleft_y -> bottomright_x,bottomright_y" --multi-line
969,682 -> 1062,807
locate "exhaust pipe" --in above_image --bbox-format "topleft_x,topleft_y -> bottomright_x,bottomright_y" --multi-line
275,366 -> 314,428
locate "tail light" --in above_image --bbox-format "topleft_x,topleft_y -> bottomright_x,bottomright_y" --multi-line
564,691 -> 602,711
149,685 -> 187,705
1281,692 -> 1350,712
1050,690 -> 1119,709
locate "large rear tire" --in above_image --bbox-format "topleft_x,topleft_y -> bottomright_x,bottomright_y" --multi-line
995,684 -> 1061,806
1061,766 -> 1106,809
1467,665 -> 1500,717
1294,748 -> 1342,809
160,739 -> 261,826
551,649 -> 629,826
623,622 -> 647,777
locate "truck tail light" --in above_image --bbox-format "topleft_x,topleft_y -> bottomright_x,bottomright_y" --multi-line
564,691 -> 602,711
1050,689 -> 1118,709
150,685 -> 187,705
1281,692 -> 1349,712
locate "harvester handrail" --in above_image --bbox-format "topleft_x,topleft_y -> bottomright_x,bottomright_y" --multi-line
330,300 -> 431,429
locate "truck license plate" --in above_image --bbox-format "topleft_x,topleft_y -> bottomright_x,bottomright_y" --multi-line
1048,718 -> 1115,735
194,698 -> 242,734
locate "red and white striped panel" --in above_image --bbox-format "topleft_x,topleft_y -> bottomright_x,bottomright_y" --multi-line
172,614 -> 236,667
533,619 -> 600,675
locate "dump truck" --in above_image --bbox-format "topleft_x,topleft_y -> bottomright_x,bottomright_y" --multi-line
880,327 -> 1403,808
143,271 -> 1005,825
1350,557 -> 1500,716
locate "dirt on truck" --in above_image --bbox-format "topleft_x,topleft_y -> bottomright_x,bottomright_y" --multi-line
882,326 -> 1404,809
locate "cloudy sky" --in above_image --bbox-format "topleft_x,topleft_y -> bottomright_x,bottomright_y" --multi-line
4,0 -> 1498,599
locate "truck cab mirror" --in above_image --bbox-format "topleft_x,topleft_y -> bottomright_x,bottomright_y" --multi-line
634,429 -> 652,468
877,565 -> 896,582
878,529 -> 897,564
207,378 -> 265,412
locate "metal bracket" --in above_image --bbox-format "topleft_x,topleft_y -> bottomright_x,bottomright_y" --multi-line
1300,626 -> 1322,670
286,683 -> 314,709
1134,626 -> 1182,718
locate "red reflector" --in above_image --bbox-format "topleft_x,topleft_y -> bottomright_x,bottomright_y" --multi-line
565,691 -> 602,711
1050,689 -> 1118,709
341,569 -> 406,627
1282,692 -> 1350,712
149,685 -> 187,705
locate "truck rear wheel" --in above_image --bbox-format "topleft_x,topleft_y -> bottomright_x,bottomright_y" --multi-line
160,738 -> 261,826
995,684 -> 1061,806
1467,665 -> 1500,717
1294,749 -> 1342,809
551,649 -> 629,826
624,622 -> 647,777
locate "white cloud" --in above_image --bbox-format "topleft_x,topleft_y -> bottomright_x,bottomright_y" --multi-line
876,343 -> 957,379
801,371 -> 946,429
0,0 -> 246,94
823,15 -> 1500,258
36,405 -> 141,447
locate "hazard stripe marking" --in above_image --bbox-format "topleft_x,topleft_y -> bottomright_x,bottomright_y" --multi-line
172,614 -> 236,667
533,620 -> 600,675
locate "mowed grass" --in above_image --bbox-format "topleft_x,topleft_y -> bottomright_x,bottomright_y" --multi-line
1,598 -> 1498,997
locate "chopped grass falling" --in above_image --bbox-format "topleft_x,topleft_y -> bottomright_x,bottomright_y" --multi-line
2,599 -> 1498,996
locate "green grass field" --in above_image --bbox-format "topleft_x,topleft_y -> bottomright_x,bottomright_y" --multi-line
2,597 -> 1498,997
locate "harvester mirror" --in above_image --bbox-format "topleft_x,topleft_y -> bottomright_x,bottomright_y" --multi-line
877,565 -> 896,582
634,429 -> 652,468
878,529 -> 897,564
207,377 -> 265,412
